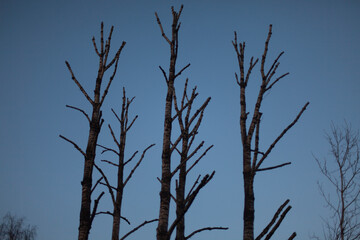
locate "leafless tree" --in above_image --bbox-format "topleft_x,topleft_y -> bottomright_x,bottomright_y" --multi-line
0,213 -> 37,240
95,88 -> 157,240
314,123 -> 360,240
155,5 -> 227,240
60,22 -> 126,240
232,25 -> 309,240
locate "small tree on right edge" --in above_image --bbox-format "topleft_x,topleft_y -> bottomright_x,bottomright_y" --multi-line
315,123 -> 360,240
232,25 -> 309,240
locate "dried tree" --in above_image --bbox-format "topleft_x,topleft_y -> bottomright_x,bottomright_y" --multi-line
60,22 -> 126,240
314,123 -> 360,240
95,88 -> 156,240
0,213 -> 37,240
232,25 -> 309,240
172,79 -> 227,240
155,5 -> 227,240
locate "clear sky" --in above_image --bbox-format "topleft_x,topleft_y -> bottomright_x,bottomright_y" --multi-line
1,0 -> 360,239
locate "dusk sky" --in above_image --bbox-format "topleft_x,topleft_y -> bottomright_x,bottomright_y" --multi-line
1,0 -> 360,239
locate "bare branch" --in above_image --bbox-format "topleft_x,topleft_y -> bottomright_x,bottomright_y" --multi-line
124,151 -> 138,166
256,162 -> 291,172
59,135 -> 86,157
124,144 -> 155,187
120,219 -> 158,240
66,105 -> 90,123
256,102 -> 309,170
126,115 -> 138,132
186,145 -> 213,174
288,232 -> 297,240
108,124 -> 120,149
97,144 -> 119,156
92,37 -> 100,57
155,12 -> 171,44
185,226 -> 228,239
264,205 -> 292,240
94,163 -> 115,205
90,191 -> 104,225
265,72 -> 289,92
101,159 -> 119,167
256,199 -> 290,240
175,63 -> 191,79
91,177 -> 104,193
101,41 -> 126,106
65,61 -> 93,105
159,66 -> 169,84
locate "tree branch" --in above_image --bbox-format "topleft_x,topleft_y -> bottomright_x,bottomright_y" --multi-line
256,102 -> 309,170
185,226 -> 228,239
65,61 -> 93,105
59,135 -> 86,157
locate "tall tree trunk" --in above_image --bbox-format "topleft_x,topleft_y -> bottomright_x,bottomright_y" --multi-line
111,126 -> 125,240
157,72 -> 175,240
175,135 -> 188,240
62,23 -> 125,240
156,6 -> 182,240
78,101 -> 101,240
243,147 -> 255,240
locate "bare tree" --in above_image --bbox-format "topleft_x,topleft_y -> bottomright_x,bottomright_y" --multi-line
95,88 -> 157,240
60,22 -> 126,240
172,79 -> 227,240
232,25 -> 309,240
0,213 -> 36,240
314,123 -> 360,240
155,5 -> 227,240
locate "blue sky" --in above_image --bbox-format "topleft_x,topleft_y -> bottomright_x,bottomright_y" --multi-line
1,0 -> 360,239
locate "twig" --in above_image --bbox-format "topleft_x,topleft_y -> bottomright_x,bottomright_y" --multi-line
124,144 -> 155,187
186,226 -> 228,239
65,61 -> 93,105
256,162 -> 291,172
66,105 -> 90,123
59,135 -> 86,157
120,219 -> 158,240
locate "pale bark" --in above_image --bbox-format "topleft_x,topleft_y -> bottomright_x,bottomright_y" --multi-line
96,89 -> 155,240
61,22 -> 126,240
232,25 -> 308,240
155,6 -> 184,240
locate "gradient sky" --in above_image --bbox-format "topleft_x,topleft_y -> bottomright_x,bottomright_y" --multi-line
1,0 -> 360,239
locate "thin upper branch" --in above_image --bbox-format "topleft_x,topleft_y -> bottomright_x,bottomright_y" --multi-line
65,61 -> 94,105
120,219 -> 158,240
185,226 -> 228,240
66,105 -> 90,123
123,144 -> 155,187
94,163 -> 116,205
255,102 -> 309,170
59,135 -> 86,157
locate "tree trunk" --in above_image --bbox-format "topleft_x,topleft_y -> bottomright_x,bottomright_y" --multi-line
175,134 -> 188,240
78,105 -> 101,240
243,145 -> 255,240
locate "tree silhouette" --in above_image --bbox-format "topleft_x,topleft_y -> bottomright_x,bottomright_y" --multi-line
232,25 -> 309,240
0,213 -> 37,240
314,123 -> 360,240
95,88 -> 156,240
60,22 -> 126,240
155,5 -> 227,240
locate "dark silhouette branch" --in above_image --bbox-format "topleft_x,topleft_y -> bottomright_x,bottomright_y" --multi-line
185,226 -> 229,239
124,144 -> 155,187
65,61 -> 93,105
256,162 -> 291,172
59,135 -> 86,157
120,219 -> 158,240
66,105 -> 90,123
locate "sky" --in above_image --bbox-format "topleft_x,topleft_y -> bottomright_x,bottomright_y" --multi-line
1,0 -> 360,239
